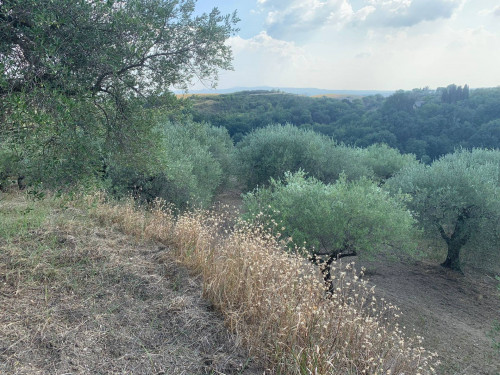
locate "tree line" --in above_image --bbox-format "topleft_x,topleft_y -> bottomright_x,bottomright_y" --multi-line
188,86 -> 500,162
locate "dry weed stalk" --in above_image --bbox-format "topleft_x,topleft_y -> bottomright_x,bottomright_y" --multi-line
91,197 -> 437,374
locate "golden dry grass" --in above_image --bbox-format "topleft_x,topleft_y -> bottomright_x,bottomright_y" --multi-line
175,93 -> 221,99
311,94 -> 363,99
0,192 -> 261,374
92,195 -> 439,374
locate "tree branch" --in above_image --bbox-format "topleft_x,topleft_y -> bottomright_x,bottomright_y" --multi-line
438,225 -> 451,245
91,48 -> 192,93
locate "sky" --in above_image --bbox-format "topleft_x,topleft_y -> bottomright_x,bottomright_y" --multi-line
192,0 -> 500,91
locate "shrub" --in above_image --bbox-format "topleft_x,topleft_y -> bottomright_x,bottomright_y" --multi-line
243,171 -> 419,259
108,120 -> 234,209
361,143 -> 419,182
235,124 -> 371,190
0,141 -> 20,190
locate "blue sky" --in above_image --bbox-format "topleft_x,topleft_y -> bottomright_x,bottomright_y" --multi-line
193,0 -> 500,91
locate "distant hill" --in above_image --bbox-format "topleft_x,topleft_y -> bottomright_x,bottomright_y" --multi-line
174,86 -> 394,97
185,86 -> 500,161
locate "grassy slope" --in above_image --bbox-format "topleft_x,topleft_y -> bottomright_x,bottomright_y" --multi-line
0,191 -> 261,374
9,190 -> 495,374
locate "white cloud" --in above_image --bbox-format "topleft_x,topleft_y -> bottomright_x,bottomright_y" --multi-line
229,31 -> 307,60
257,0 -> 463,39
215,32 -> 319,88
257,0 -> 365,38
191,0 -> 500,91
364,0 -> 463,27
479,5 -> 500,17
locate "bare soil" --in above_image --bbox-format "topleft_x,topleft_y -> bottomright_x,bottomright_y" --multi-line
356,257 -> 500,375
0,195 -> 264,375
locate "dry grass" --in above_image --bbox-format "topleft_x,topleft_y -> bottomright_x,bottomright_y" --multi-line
92,195 -> 439,374
310,94 -> 363,99
0,191 -> 260,374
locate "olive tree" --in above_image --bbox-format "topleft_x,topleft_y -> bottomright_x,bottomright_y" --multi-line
0,0 -> 238,187
1,0 -> 237,97
243,171 -> 419,262
235,124 -> 373,190
360,143 -> 418,183
386,149 -> 500,272
108,120 -> 234,208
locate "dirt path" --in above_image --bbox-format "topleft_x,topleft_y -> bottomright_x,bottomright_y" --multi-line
356,258 -> 500,375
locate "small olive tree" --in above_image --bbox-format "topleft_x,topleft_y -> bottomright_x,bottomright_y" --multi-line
386,149 -> 500,272
243,171 -> 419,263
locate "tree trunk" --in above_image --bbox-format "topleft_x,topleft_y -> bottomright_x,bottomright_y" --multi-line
441,241 -> 462,272
438,208 -> 472,273
311,247 -> 357,295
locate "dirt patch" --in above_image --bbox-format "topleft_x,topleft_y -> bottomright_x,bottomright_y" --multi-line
355,257 -> 500,375
0,196 -> 264,374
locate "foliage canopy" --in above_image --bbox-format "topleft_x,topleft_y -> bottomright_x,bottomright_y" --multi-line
234,124 -> 415,190
189,86 -> 500,162
386,149 -> 500,272
243,171 -> 419,260
0,0 -> 238,189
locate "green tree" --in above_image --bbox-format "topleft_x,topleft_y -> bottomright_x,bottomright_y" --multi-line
0,0 -> 238,187
386,149 -> 500,272
243,171 -> 418,263
235,124 -> 372,190
359,143 -> 418,182
108,120 -> 233,208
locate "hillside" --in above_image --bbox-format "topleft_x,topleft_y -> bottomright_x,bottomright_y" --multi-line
174,86 -> 394,97
1,191 -> 499,374
2,2 -> 499,374
0,192 -> 263,374
188,87 -> 500,161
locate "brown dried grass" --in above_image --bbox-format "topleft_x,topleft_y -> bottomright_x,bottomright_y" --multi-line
0,192 -> 259,374
91,195 -> 439,374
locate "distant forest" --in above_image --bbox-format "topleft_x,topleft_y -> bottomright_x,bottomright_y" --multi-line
188,85 -> 500,162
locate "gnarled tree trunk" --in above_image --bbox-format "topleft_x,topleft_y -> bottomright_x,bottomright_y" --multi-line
439,208 -> 472,272
441,241 -> 462,271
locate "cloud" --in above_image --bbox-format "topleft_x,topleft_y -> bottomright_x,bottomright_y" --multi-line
480,5 -> 500,17
218,32 -> 319,88
257,0 -> 463,38
229,31 -> 307,60
257,0 -> 374,38
365,0 -> 463,27
355,51 -> 372,58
